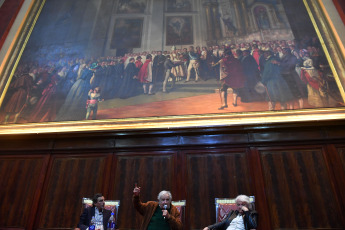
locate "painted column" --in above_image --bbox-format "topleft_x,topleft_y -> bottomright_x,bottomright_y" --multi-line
210,2 -> 221,40
203,2 -> 214,41
233,0 -> 243,35
148,0 -> 164,51
240,0 -> 250,34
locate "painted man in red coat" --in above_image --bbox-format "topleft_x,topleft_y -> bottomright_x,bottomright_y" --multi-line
137,54 -> 154,95
213,50 -> 246,109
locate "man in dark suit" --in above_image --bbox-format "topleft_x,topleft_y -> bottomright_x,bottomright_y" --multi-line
77,193 -> 112,230
153,51 -> 166,83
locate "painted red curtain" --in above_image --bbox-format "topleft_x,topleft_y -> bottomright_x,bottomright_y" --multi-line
333,0 -> 345,26
0,0 -> 24,50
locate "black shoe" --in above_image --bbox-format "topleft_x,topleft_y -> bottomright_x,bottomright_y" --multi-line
232,103 -> 237,107
218,105 -> 228,110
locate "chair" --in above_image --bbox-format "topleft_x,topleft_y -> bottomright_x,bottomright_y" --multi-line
82,198 -> 120,223
215,196 -> 255,222
171,200 -> 186,226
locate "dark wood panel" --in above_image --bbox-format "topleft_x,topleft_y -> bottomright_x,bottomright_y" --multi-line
0,137 -> 54,151
181,134 -> 248,146
260,148 -> 344,229
185,149 -> 253,229
337,147 -> 345,172
0,155 -> 48,229
35,153 -> 112,229
248,147 -> 272,230
324,127 -> 345,141
116,136 -> 179,148
111,152 -> 175,229
250,128 -> 324,143
323,144 -> 345,226
333,146 -> 345,212
53,137 -> 116,150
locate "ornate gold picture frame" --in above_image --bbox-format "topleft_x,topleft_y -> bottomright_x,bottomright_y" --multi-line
0,0 -> 344,135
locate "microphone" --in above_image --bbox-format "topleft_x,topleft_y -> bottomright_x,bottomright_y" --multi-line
163,204 -> 168,220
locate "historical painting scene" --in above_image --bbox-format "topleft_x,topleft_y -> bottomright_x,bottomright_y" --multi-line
0,0 -> 344,124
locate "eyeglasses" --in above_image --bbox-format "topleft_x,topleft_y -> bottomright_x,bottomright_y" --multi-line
98,199 -> 104,202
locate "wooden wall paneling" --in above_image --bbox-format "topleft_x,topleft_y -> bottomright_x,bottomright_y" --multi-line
174,149 -> 188,230
34,153 -> 113,229
174,149 -> 186,200
53,136 -> 116,150
184,148 -> 253,230
106,150 -> 117,198
0,136 -> 54,151
111,151 -> 176,229
337,146 -> 345,170
115,130 -> 248,149
324,145 -> 345,220
249,128 -> 325,144
27,154 -> 51,230
323,125 -> 345,142
259,146 -> 344,229
180,133 -> 248,146
248,147 -> 272,230
115,135 -> 179,148
0,154 -> 49,229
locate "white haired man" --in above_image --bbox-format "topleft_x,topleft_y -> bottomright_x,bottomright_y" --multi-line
203,195 -> 258,230
133,184 -> 182,230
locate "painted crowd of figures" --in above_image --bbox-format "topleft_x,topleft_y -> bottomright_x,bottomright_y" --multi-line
1,36 -> 342,124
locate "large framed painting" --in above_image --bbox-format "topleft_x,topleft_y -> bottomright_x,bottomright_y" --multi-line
167,0 -> 192,12
0,0 -> 344,134
166,16 -> 193,45
117,0 -> 147,14
110,18 -> 144,49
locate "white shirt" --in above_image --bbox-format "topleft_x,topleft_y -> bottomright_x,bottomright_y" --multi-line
226,214 -> 245,230
94,208 -> 104,230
